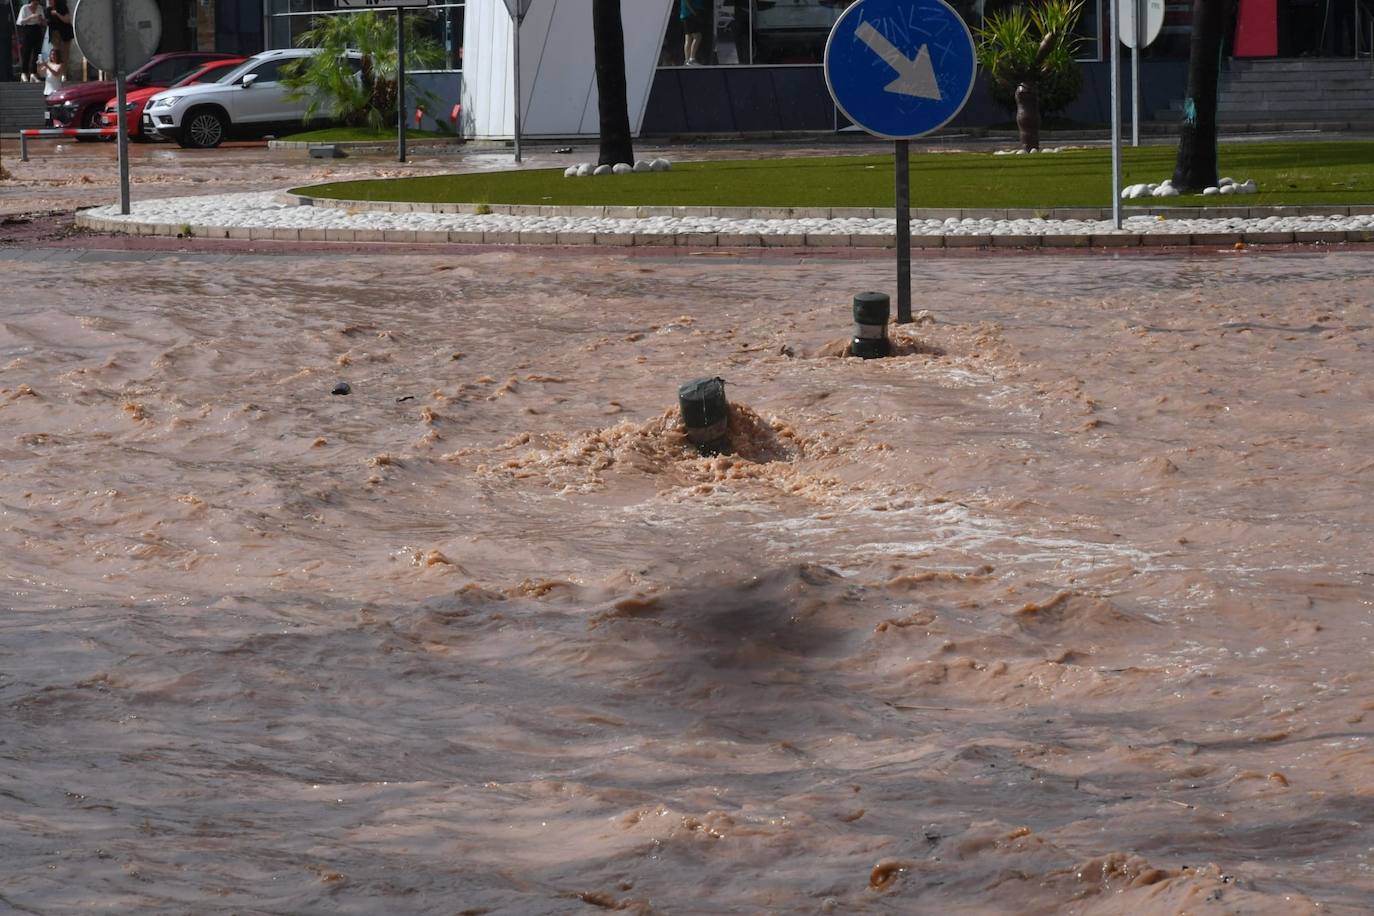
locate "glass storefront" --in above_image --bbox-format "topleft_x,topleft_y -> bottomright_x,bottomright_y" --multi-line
264,0 -> 464,70
658,0 -> 1108,67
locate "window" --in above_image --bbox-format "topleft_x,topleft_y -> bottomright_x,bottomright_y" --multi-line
265,0 -> 465,71
139,57 -> 195,84
657,0 -> 1104,67
248,59 -> 289,83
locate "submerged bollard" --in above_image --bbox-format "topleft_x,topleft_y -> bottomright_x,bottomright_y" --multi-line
851,291 -> 891,359
678,376 -> 731,454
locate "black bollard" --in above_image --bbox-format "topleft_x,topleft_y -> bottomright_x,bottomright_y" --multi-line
851,291 -> 891,359
677,376 -> 731,454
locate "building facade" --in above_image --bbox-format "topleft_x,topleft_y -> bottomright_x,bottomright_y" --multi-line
10,0 -> 1370,131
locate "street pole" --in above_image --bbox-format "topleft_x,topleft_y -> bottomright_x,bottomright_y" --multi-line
1109,0 -> 1122,229
397,6 -> 407,163
512,8 -> 522,164
113,0 -> 130,215
1131,0 -> 1141,147
895,139 -> 911,324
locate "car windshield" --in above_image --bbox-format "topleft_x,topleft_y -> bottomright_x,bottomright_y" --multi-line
215,57 -> 275,85
170,61 -> 241,89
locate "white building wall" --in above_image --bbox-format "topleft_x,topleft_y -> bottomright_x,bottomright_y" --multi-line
460,0 -> 671,140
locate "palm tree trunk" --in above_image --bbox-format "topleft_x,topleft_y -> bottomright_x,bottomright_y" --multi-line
592,0 -> 635,166
1172,0 -> 1227,190
1015,81 -> 1041,151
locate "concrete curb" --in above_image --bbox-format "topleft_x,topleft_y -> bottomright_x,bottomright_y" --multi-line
267,138 -> 463,151
279,189 -> 1374,222
73,210 -> 1374,249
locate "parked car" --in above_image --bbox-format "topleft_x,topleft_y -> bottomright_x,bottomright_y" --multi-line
144,48 -> 363,149
100,57 -> 246,140
45,51 -> 240,131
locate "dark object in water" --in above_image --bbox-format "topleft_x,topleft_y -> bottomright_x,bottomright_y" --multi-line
677,376 -> 730,454
851,291 -> 891,359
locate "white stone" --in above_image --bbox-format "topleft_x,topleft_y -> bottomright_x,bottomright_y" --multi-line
633,159 -> 653,172
593,164 -> 612,176
1219,176 -> 1235,186
1239,179 -> 1258,193
1153,186 -> 1180,197
1219,184 -> 1237,195
576,163 -> 593,177
1202,186 -> 1219,195
563,166 -> 578,178
612,163 -> 633,175
78,187 -> 1374,247
650,158 -> 671,172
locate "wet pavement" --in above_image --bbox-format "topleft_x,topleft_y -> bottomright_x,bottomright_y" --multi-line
2,132 -> 1374,915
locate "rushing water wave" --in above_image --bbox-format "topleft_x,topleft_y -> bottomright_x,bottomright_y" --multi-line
2,249 -> 1372,913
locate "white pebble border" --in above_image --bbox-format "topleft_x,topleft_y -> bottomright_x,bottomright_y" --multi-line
77,189 -> 1374,248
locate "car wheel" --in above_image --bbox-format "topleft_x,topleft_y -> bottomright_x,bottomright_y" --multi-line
180,108 -> 227,149
75,106 -> 109,141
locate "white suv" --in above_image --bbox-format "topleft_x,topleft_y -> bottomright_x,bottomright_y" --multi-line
144,48 -> 362,148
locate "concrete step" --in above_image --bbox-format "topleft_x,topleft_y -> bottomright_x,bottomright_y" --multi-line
1229,58 -> 1374,72
1220,85 -> 1374,99
1215,108 -> 1374,122
1216,95 -> 1374,111
1166,95 -> 1374,117
0,83 -> 47,130
1148,116 -> 1374,132
1219,77 -> 1374,92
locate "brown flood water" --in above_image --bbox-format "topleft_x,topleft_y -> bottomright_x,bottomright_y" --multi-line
1,247 -> 1372,914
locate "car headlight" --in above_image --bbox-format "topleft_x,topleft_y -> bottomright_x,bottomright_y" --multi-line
148,97 -> 173,110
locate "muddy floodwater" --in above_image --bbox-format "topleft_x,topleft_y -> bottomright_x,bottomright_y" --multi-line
1,247 -> 1372,914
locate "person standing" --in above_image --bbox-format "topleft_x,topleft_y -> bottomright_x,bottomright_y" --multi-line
2,0 -> 17,81
15,0 -> 45,83
45,0 -> 71,67
34,43 -> 63,94
680,0 -> 710,64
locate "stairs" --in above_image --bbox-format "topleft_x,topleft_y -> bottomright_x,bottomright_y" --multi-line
1,82 -> 47,132
1163,58 -> 1374,131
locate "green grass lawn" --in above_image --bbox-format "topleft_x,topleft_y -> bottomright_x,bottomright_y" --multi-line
281,126 -> 454,142
293,141 -> 1374,209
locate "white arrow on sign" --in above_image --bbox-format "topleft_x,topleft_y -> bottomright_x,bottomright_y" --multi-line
855,21 -> 941,100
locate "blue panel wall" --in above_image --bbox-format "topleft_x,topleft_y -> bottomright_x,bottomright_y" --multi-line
643,59 -> 1189,136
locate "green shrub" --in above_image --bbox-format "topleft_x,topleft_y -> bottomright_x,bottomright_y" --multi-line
282,10 -> 444,130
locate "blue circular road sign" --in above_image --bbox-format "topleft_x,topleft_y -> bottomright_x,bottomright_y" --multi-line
824,0 -> 978,140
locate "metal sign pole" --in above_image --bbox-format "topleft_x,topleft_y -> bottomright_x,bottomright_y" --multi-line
895,139 -> 911,324
397,5 -> 406,162
113,0 -> 130,215
1109,0 -> 1122,229
512,9 -> 522,164
1131,0 -> 1141,147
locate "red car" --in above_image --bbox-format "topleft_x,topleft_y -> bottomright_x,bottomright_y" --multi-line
45,51 -> 239,131
100,57 -> 246,140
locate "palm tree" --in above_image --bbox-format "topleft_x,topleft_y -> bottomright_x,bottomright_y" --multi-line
592,0 -> 634,166
1171,0 -> 1227,190
282,10 -> 444,130
975,0 -> 1085,152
